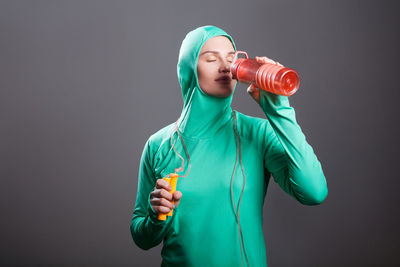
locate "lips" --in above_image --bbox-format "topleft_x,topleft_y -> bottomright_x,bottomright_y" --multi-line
215,75 -> 232,82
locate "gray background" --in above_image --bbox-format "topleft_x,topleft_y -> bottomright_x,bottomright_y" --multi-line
1,0 -> 399,266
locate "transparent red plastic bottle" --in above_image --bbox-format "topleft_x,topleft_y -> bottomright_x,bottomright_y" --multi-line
230,51 -> 300,96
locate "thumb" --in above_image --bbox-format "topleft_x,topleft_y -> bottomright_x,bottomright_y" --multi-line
247,83 -> 260,104
173,191 -> 182,207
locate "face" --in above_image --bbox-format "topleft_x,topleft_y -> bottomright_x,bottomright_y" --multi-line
197,36 -> 236,98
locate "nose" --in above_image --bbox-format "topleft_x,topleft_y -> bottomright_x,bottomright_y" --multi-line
219,59 -> 231,73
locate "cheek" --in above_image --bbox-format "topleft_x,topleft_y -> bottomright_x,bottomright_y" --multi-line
197,65 -> 214,84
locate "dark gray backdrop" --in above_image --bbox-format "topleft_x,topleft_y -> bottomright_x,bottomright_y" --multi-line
1,0 -> 399,266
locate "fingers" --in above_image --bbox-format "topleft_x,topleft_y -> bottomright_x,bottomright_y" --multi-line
151,178 -> 183,214
155,178 -> 172,191
150,196 -> 175,213
255,56 -> 275,65
151,187 -> 173,201
150,190 -> 182,213
255,56 -> 284,67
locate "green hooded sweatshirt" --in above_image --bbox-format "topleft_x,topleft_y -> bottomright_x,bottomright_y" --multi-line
130,25 -> 328,267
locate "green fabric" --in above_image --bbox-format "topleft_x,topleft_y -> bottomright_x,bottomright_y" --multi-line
130,25 -> 328,267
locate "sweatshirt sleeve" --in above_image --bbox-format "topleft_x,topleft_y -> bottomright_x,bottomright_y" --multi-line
130,139 -> 178,250
260,90 -> 328,205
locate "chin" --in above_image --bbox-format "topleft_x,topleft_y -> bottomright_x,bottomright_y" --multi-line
202,83 -> 234,98
217,89 -> 233,98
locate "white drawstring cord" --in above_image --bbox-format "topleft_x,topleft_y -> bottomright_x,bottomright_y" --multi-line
231,110 -> 250,267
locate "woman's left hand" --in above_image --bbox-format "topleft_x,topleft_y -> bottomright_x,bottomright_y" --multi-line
247,56 -> 284,105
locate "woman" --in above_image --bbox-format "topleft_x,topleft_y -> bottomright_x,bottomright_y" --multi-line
130,25 -> 328,267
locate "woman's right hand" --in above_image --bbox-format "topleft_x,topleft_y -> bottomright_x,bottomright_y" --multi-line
150,178 -> 182,214
247,56 -> 284,105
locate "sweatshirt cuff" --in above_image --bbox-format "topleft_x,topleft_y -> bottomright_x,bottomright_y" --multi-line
259,90 -> 291,114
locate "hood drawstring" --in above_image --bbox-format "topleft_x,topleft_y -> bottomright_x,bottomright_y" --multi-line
231,110 -> 250,267
170,120 -> 191,177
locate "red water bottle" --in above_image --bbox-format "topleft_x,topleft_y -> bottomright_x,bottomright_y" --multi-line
230,51 -> 300,96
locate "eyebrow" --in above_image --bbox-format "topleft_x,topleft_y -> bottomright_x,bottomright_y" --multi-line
199,50 -> 236,56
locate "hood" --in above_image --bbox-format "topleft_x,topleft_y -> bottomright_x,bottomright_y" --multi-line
176,25 -> 237,139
